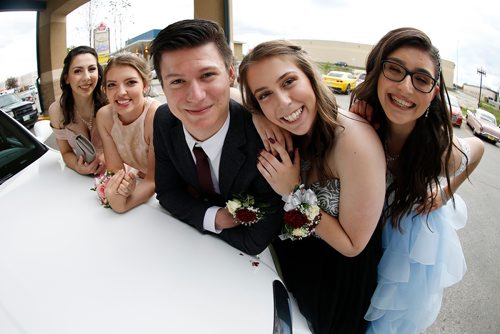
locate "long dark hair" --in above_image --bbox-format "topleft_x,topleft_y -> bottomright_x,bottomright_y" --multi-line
351,27 -> 458,229
239,40 -> 340,184
59,46 -> 106,126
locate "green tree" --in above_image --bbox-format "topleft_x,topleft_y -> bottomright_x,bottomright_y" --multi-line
5,77 -> 18,90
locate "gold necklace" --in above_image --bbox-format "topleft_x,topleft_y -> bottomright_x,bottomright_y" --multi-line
75,109 -> 93,131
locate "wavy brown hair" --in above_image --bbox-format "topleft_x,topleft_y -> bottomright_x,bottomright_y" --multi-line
239,40 -> 340,184
351,27 -> 460,229
59,46 -> 106,126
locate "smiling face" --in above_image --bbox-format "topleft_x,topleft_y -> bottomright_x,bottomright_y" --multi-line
65,53 -> 99,98
159,43 -> 234,141
377,46 -> 439,133
104,64 -> 148,123
246,56 -> 317,136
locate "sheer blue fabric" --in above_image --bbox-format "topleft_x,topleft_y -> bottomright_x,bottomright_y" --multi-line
365,194 -> 467,334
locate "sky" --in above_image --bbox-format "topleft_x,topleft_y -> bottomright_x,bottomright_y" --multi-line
1,0 -> 499,91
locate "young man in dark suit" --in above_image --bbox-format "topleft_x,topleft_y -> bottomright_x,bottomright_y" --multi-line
150,19 -> 283,255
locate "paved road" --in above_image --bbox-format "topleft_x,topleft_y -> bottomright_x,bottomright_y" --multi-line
426,124 -> 500,334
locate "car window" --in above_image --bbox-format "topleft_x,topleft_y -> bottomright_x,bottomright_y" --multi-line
0,112 -> 47,184
479,114 -> 497,125
449,95 -> 460,108
327,72 -> 342,78
0,94 -> 23,108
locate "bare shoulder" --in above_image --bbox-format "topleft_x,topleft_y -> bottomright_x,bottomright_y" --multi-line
147,99 -> 161,116
335,109 -> 381,144
328,109 -> 386,180
96,104 -> 113,120
48,101 -> 63,128
96,104 -> 114,130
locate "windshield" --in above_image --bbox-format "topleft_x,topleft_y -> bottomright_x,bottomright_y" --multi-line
0,112 -> 47,184
449,95 -> 460,108
327,72 -> 348,78
0,94 -> 23,108
480,113 -> 497,125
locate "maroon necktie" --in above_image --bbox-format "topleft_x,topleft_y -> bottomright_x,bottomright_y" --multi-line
193,146 -> 215,194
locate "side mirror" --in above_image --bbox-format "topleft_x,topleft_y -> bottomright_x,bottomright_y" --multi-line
33,119 -> 52,143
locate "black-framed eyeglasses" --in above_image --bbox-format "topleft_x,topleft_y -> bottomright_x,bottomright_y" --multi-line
381,60 -> 437,93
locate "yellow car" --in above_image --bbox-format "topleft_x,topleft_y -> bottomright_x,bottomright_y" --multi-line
322,71 -> 357,94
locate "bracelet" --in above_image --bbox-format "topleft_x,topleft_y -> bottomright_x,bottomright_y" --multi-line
280,184 -> 322,240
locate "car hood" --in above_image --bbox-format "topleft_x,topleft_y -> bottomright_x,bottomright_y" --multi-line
0,101 -> 31,111
480,121 -> 500,135
0,150 -> 284,333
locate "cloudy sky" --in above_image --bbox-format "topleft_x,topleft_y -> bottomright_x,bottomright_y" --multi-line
1,0 -> 499,91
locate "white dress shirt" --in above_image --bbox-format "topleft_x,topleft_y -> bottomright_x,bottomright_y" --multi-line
182,113 -> 230,233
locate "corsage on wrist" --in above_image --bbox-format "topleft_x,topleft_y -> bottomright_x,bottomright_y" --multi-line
91,170 -> 114,208
281,184 -> 322,240
226,194 -> 265,226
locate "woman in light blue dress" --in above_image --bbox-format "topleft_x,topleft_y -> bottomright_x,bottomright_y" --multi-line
351,27 -> 484,334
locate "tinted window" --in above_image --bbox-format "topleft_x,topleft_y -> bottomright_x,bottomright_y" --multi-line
0,112 -> 47,184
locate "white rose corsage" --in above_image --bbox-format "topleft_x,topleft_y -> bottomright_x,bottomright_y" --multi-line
281,184 -> 322,240
226,194 -> 266,226
91,170 -> 114,208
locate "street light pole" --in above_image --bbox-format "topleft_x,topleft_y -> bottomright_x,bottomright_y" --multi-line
477,67 -> 486,107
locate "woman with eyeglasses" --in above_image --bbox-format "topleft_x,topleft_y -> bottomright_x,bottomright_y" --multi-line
350,27 -> 484,333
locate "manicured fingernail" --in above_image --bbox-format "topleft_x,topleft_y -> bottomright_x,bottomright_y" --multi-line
268,138 -> 276,144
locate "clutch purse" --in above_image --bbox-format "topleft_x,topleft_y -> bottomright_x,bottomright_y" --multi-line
74,134 -> 96,164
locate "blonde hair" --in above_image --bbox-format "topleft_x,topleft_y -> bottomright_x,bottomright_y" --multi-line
103,52 -> 151,89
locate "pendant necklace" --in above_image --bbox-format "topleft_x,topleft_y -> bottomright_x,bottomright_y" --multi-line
76,109 -> 93,132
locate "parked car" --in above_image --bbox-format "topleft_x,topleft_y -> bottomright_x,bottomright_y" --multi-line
0,92 -> 38,128
0,112 -> 311,334
449,94 -> 463,127
356,73 -> 366,86
334,61 -> 348,67
322,71 -> 357,94
466,108 -> 500,144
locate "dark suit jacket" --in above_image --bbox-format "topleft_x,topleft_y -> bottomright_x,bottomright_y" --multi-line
153,100 -> 283,255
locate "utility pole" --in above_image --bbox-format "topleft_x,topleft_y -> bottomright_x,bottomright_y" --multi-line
477,67 -> 486,107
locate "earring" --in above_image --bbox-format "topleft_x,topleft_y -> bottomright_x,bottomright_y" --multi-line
425,106 -> 430,118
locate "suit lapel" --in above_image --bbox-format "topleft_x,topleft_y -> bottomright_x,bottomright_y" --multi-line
170,121 -> 198,186
219,109 -> 246,198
